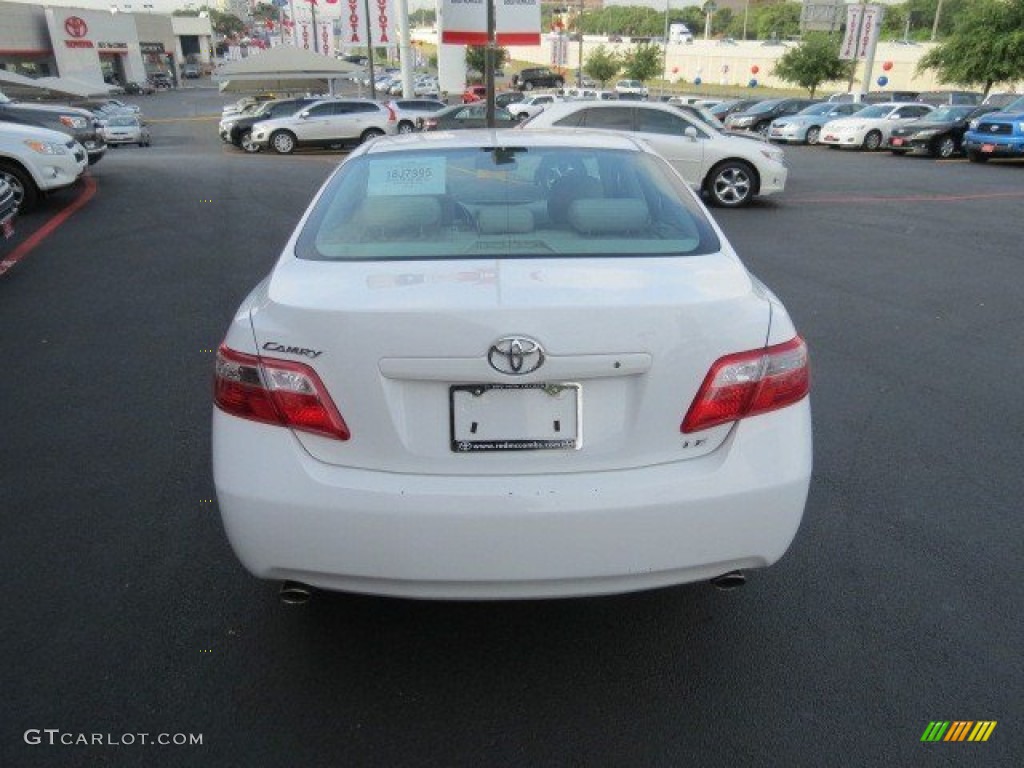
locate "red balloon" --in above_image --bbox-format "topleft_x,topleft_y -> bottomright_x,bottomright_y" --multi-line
672,67 -> 679,74
882,61 -> 893,71
751,65 -> 760,75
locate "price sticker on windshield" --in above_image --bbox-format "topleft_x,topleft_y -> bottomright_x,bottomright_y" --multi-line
368,157 -> 446,196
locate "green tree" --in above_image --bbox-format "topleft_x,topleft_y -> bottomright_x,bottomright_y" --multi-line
410,9 -> 437,28
773,32 -> 853,97
251,3 -> 278,23
917,0 -> 1024,94
621,43 -> 663,83
756,1 -> 802,40
465,46 -> 510,80
584,45 -> 621,86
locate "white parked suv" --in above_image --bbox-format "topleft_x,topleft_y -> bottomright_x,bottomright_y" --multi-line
523,101 -> 788,207
615,80 -> 649,99
506,93 -> 561,120
251,99 -> 399,154
0,121 -> 88,212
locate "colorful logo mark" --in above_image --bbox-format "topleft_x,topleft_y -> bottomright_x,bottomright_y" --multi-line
921,721 -> 997,742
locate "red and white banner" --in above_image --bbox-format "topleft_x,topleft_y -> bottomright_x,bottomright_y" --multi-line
338,0 -> 395,47
840,3 -> 884,60
292,20 -> 337,54
441,0 -> 541,46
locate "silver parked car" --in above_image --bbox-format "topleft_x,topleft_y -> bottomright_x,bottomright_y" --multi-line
100,115 -> 151,147
768,102 -> 867,145
251,99 -> 399,154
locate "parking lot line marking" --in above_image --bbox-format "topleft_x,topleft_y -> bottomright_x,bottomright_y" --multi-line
784,190 -> 1024,206
146,116 -> 220,124
0,175 -> 98,278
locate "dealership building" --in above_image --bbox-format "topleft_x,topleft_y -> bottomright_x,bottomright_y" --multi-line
0,2 -> 214,86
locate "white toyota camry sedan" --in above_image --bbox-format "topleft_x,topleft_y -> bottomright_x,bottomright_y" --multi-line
212,130 -> 812,601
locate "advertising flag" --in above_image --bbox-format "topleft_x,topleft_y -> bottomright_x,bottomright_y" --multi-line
339,0 -> 395,47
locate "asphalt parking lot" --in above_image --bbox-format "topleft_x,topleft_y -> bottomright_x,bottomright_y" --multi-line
1,88 -> 1021,767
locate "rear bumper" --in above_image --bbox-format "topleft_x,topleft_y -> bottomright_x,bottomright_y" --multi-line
213,402 -> 812,599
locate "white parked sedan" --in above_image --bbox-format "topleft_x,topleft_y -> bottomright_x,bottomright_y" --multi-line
213,130 -> 812,601
523,101 -> 788,207
819,101 -> 935,150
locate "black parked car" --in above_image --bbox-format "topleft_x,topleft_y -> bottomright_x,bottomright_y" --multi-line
887,105 -> 1000,158
708,98 -> 763,122
416,103 -> 517,131
0,94 -> 106,165
512,67 -> 564,92
221,97 -> 320,153
723,98 -> 821,135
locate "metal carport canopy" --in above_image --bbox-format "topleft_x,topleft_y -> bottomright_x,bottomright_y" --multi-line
213,46 -> 363,94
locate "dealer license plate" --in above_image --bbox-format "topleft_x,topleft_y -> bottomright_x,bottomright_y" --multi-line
891,137 -> 904,146
450,383 -> 580,452
982,144 -> 995,153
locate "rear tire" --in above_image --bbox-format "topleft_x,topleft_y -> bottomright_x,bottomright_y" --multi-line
933,135 -> 956,159
705,159 -> 757,208
397,121 -> 415,134
270,130 -> 297,155
862,130 -> 882,151
0,160 -> 40,212
360,128 -> 385,144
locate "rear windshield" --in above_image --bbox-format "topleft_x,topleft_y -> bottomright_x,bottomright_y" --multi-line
295,146 -> 721,261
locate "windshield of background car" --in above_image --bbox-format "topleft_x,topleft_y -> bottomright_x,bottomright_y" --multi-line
747,100 -> 783,114
295,146 -> 720,261
927,106 -> 972,121
108,116 -> 137,127
798,103 -> 834,116
857,105 -> 891,119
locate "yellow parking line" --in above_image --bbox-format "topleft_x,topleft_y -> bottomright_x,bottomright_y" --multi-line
146,116 -> 220,124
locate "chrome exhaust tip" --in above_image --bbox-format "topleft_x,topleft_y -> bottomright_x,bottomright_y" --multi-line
710,571 -> 746,591
279,580 -> 314,605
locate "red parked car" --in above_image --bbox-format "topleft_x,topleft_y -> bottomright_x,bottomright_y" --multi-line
462,85 -> 486,104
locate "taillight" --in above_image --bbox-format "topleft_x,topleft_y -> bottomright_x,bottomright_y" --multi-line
385,104 -> 396,122
682,337 -> 809,434
214,345 -> 350,440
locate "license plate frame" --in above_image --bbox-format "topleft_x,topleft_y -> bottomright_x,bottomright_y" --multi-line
982,143 -> 995,153
891,137 -> 904,146
449,382 -> 581,452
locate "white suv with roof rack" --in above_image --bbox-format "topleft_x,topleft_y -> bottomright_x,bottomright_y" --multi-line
0,121 -> 88,212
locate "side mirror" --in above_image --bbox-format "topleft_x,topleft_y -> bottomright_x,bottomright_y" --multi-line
299,110 -> 311,119
684,126 -> 698,140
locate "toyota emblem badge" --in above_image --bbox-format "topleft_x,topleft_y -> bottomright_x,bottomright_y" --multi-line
487,336 -> 545,375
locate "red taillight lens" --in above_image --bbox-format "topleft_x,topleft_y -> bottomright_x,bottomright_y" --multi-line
214,345 -> 350,440
386,104 -> 396,122
681,337 -> 809,434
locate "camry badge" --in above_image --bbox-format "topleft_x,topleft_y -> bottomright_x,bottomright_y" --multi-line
488,336 -> 545,375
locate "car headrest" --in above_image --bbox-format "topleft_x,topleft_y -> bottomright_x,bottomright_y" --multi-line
567,198 -> 650,235
477,206 -> 535,235
357,196 -> 441,236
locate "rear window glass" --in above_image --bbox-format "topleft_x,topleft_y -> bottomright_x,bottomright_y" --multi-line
295,146 -> 720,261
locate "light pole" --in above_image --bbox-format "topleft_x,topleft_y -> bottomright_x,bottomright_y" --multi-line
661,0 -> 670,98
577,0 -> 585,88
